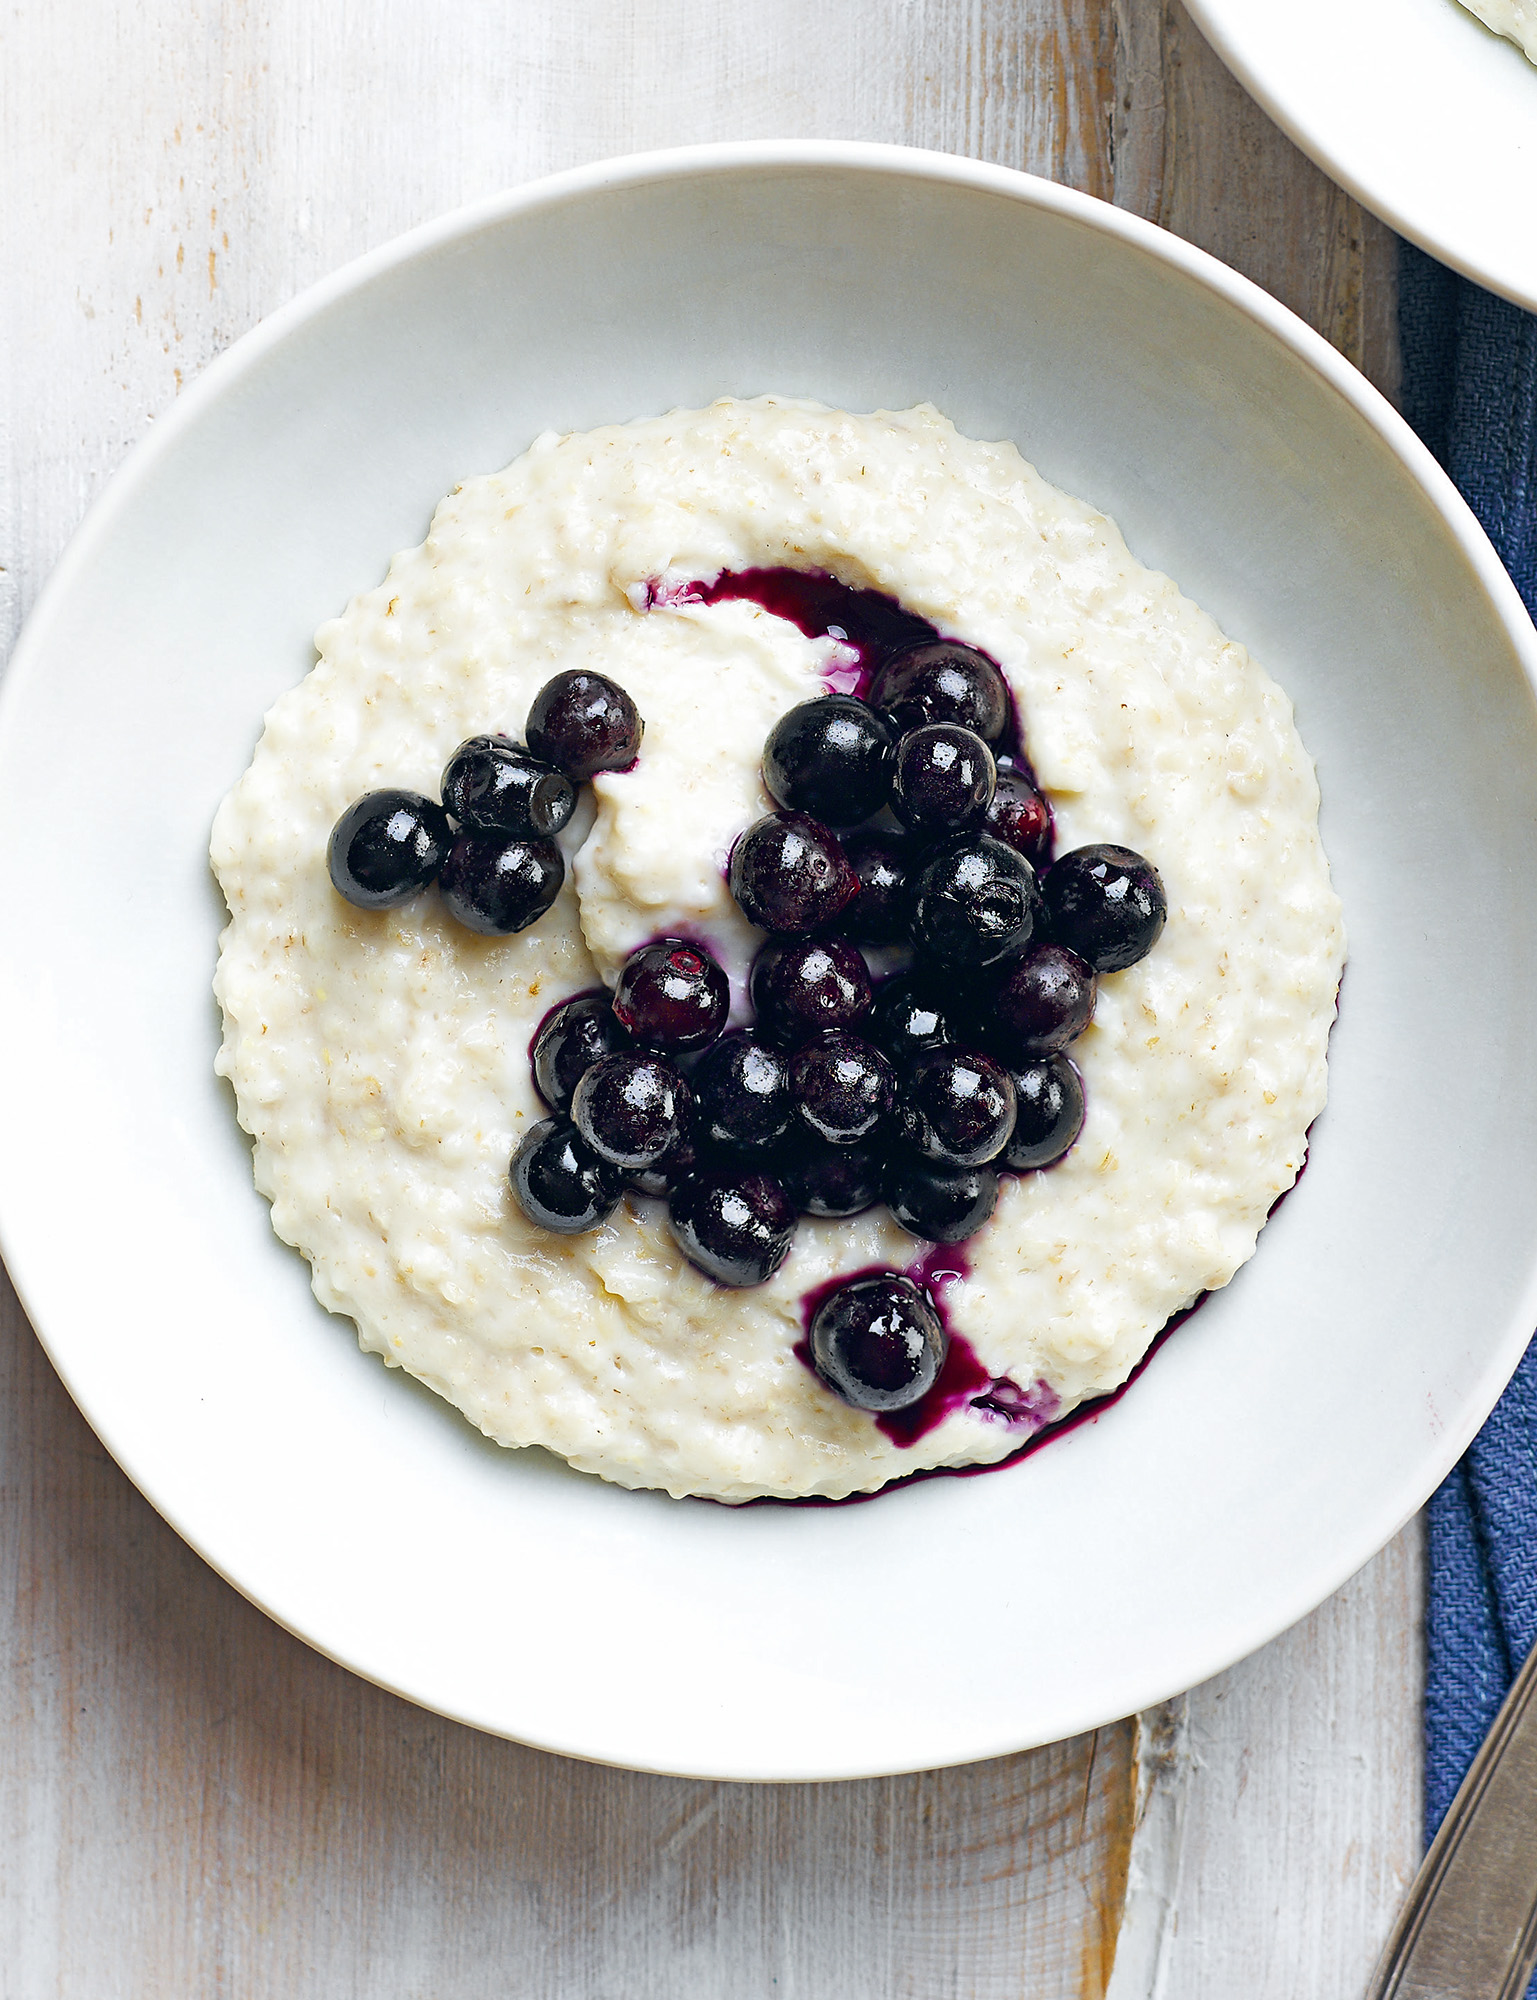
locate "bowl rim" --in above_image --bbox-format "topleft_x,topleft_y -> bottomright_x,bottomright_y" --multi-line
5,138 -> 1537,1775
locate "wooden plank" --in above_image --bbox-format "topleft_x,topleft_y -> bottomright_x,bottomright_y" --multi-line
1161,1525 -> 1425,2000
0,0 -> 1416,1993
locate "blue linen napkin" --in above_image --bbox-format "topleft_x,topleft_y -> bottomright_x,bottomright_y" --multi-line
1398,241 -> 1537,1846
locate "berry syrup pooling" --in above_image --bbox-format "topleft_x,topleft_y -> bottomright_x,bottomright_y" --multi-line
329,564 -> 1171,1471
514,567 -> 1164,1451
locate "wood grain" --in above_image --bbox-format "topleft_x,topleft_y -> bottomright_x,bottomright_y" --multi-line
1163,1525 -> 1425,2000
0,1 -> 1415,1994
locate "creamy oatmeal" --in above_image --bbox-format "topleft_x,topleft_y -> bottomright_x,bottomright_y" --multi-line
1456,0 -> 1537,60
211,398 -> 1345,1501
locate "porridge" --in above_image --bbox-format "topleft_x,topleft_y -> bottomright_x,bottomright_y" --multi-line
210,397 -> 1345,1501
1455,0 -> 1537,61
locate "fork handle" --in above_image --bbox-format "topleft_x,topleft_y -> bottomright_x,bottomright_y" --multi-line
1368,1634 -> 1537,2000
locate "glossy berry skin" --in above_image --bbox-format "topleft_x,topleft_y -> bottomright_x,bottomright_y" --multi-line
910,833 -> 1037,970
869,640 -> 1011,742
1041,844 -> 1166,972
840,829 -> 911,946
890,724 -> 996,835
692,1032 -> 794,1150
897,1043 -> 1010,1166
439,831 -> 564,935
990,942 -> 1095,1061
901,1044 -> 1015,1166
627,1129 -> 700,1201
728,812 -> 858,936
885,1155 -> 1000,1243
762,695 -> 893,826
441,734 -> 575,837
668,1168 -> 797,1288
790,1032 -> 895,1147
868,975 -> 950,1066
748,940 -> 784,1023
510,1118 -> 623,1234
612,938 -> 729,1051
327,789 -> 452,910
809,1275 -> 946,1413
751,937 -> 872,1045
985,764 -> 1054,865
525,669 -> 643,780
571,1052 -> 691,1171
1003,1055 -> 1086,1172
778,1134 -> 884,1217
530,992 -> 630,1113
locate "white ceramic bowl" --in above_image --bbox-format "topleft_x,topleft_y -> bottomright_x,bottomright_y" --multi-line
1188,0 -> 1537,311
2,142 -> 1536,1782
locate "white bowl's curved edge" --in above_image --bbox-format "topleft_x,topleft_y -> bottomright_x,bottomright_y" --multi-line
1183,0 -> 1537,314
4,139 -> 1537,1780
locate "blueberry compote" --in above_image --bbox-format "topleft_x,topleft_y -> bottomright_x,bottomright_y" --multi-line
530,992 -> 630,1115
752,936 -> 872,1043
525,669 -> 643,779
503,566 -> 1168,1454
441,735 -> 575,838
692,1032 -> 794,1151
612,938 -> 729,1051
328,790 -> 452,910
329,564 -> 1179,1483
784,1279 -> 1209,1503
327,672 -> 638,936
699,569 -> 1163,1427
794,1246 -> 1047,1444
809,1275 -> 945,1413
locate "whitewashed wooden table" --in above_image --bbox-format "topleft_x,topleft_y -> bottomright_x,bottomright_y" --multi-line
0,3 -> 1422,1993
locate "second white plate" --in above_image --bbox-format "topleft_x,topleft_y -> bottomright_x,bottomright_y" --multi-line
1188,0 -> 1537,311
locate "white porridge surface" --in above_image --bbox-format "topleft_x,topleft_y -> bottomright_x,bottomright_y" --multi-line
211,397 -> 1345,1502
1456,0 -> 1537,60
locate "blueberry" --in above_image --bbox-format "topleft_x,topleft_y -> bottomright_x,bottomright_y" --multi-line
900,1044 -> 1015,1166
441,734 -> 575,837
530,992 -> 631,1113
868,975 -> 951,1066
668,1168 -> 797,1287
778,1133 -> 884,1217
885,1155 -> 1000,1243
1003,1055 -> 1086,1171
910,833 -> 1037,969
612,938 -> 729,1051
751,937 -> 872,1045
692,1032 -> 794,1150
728,812 -> 858,936
748,939 -> 784,1022
989,942 -> 1095,1061
439,831 -> 564,935
510,1118 -> 623,1234
1041,844 -> 1166,972
327,789 -> 452,910
790,1032 -> 895,1147
985,764 -> 1054,865
809,1274 -> 946,1413
571,1051 -> 691,1171
840,829 -> 912,946
526,669 -> 643,779
627,1128 -> 701,1201
869,641 -> 1011,742
762,695 -> 893,826
890,724 -> 996,834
